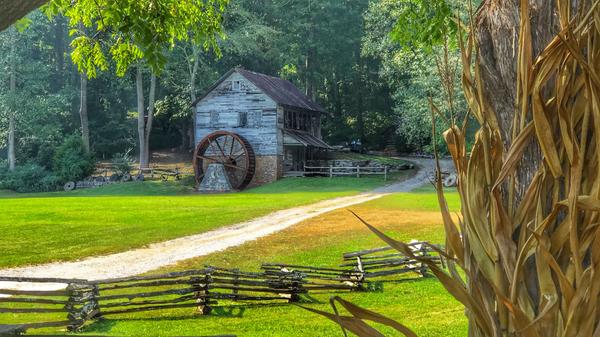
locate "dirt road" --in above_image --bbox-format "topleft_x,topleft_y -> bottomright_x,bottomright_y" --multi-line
0,157 -> 452,287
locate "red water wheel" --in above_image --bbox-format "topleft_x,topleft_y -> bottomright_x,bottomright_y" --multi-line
193,131 -> 256,190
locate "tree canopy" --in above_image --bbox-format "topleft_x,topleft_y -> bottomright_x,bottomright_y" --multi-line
44,0 -> 229,77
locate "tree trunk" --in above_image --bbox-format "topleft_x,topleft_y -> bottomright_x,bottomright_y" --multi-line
136,66 -> 147,169
136,66 -> 156,169
189,44 -> 199,148
144,74 -> 156,166
469,2 -> 561,336
79,72 -> 90,152
7,113 -> 15,171
476,0 -> 559,198
0,0 -> 47,32
53,15 -> 65,91
304,0 -> 317,101
7,41 -> 16,171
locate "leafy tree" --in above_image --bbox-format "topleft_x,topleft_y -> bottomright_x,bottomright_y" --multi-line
44,0 -> 230,77
362,0 -> 467,153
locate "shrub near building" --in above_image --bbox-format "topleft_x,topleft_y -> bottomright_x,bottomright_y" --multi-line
0,135 -> 95,193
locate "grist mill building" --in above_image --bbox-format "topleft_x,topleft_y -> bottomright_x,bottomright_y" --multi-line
192,68 -> 331,186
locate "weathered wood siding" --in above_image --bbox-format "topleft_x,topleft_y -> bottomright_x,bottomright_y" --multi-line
195,72 -> 279,156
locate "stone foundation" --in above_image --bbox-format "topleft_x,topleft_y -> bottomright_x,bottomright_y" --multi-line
249,155 -> 282,187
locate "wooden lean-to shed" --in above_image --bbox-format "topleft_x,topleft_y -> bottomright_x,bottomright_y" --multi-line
192,68 -> 331,187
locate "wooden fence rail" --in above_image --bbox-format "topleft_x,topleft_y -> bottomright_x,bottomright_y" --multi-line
0,265 -> 356,334
341,241 -> 445,280
303,165 -> 388,180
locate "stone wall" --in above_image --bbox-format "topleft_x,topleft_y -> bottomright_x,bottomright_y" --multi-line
249,155 -> 282,187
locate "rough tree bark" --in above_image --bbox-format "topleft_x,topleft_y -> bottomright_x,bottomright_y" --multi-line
136,65 -> 156,169
470,1 -> 560,336
79,72 -> 90,152
476,0 -> 559,197
0,0 -> 48,32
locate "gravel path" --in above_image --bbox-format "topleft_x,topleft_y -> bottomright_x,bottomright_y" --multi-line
0,157 -> 453,290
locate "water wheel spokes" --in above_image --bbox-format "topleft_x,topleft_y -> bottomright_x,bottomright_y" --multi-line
193,131 -> 256,190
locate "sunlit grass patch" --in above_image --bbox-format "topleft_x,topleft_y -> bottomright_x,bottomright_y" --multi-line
0,175 -> 410,268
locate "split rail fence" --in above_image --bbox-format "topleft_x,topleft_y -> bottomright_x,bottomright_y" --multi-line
341,241 -> 445,279
0,242 -> 443,335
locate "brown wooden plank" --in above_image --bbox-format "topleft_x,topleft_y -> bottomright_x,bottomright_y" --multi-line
0,289 -> 68,296
96,287 -> 198,301
0,297 -> 70,305
90,269 -> 210,285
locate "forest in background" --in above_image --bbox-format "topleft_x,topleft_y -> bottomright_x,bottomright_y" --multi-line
0,0 -> 467,191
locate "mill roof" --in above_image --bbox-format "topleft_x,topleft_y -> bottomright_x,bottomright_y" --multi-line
193,68 -> 326,113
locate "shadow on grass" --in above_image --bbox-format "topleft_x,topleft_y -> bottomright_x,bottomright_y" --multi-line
83,318 -> 117,334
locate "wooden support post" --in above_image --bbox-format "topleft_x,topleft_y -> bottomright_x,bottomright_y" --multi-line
288,273 -> 302,303
354,256 -> 366,291
66,282 -> 95,332
329,165 -> 333,178
356,166 -> 360,178
192,275 -> 212,315
419,245 -> 430,277
232,268 -> 239,301
384,166 -> 388,181
65,283 -> 79,332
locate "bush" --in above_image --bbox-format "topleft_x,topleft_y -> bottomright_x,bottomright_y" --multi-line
52,136 -> 95,183
0,163 -> 60,192
17,136 -> 59,170
111,152 -> 133,175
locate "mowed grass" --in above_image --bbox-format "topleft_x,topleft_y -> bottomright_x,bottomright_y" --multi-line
68,190 -> 465,337
0,174 -> 409,269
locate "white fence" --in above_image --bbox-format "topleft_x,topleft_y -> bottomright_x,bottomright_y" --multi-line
303,165 -> 388,180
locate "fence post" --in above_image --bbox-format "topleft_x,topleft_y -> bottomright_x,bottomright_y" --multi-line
419,245 -> 430,277
232,268 -> 239,301
192,274 -> 212,315
65,283 -> 79,332
288,272 -> 302,303
66,282 -> 97,332
384,166 -> 388,181
356,166 -> 360,178
354,256 -> 366,291
329,165 -> 333,178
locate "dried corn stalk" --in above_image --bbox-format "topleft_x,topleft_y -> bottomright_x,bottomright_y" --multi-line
437,0 -> 600,336
305,1 -> 600,336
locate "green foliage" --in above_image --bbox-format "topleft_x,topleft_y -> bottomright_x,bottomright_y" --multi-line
52,135 -> 95,183
389,0 -> 459,52
155,94 -> 190,124
44,0 -> 230,77
362,0 -> 468,154
0,163 -> 60,192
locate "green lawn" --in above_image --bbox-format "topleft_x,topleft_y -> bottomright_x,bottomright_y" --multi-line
75,190 -> 465,337
0,174 -> 467,337
0,175 -> 408,268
